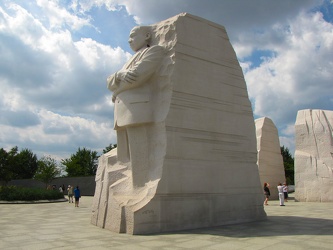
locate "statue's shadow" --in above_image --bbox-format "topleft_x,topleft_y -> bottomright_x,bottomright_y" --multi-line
172,216 -> 333,237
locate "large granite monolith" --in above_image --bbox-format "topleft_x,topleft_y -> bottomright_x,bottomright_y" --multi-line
295,109 -> 333,202
91,13 -> 266,234
255,117 -> 286,200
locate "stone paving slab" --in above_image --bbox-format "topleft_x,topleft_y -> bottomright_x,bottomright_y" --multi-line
0,194 -> 333,249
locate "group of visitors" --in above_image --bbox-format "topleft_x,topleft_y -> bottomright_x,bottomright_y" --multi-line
67,185 -> 81,207
263,182 -> 288,206
46,183 -> 81,207
47,184 -> 62,191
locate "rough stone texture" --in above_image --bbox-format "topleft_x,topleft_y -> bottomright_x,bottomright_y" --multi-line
255,117 -> 286,200
295,109 -> 333,202
91,13 -> 266,234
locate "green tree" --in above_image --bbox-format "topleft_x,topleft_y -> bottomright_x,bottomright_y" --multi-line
102,143 -> 117,154
11,148 -> 38,179
0,148 -> 12,185
35,156 -> 61,187
7,146 -> 19,177
281,146 -> 294,185
0,147 -> 39,183
62,147 -> 98,177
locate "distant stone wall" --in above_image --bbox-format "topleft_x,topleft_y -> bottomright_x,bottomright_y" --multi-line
6,176 -> 96,196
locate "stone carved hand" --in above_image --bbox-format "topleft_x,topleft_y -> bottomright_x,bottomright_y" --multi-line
110,70 -> 138,102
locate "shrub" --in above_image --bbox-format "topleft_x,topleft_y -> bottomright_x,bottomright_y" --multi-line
0,186 -> 64,201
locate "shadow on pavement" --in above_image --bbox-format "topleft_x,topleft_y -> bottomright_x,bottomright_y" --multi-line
169,215 -> 333,238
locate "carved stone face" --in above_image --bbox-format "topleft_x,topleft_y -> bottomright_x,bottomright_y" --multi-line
128,27 -> 150,52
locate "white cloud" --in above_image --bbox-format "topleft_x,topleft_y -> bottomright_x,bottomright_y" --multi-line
279,136 -> 295,155
1,84 -> 23,111
69,0 -> 120,13
36,0 -> 92,30
108,0 -> 323,38
74,38 -> 130,70
0,109 -> 116,158
0,0 -> 332,159
244,10 -> 333,137
0,1 -> 127,158
0,3 -> 45,47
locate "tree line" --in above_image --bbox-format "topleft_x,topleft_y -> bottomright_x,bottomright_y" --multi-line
280,146 -> 294,185
0,144 -> 294,186
0,144 -> 117,187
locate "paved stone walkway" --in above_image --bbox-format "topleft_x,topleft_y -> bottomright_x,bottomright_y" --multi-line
0,194 -> 333,249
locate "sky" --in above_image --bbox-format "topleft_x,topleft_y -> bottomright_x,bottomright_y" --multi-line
0,0 -> 332,161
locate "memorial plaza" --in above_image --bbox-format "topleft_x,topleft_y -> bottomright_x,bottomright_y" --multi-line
1,193 -> 333,250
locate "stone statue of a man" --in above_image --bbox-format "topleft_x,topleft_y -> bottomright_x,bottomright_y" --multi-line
93,13 -> 266,235
106,26 -> 166,188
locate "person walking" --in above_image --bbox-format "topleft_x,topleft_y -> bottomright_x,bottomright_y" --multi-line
67,185 -> 74,203
263,182 -> 270,205
74,186 -> 81,207
277,183 -> 285,206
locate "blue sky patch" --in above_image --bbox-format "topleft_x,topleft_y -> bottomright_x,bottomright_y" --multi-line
242,49 -> 275,69
311,0 -> 333,23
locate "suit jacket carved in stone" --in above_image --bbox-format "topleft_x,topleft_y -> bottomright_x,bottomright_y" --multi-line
107,45 -> 165,128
